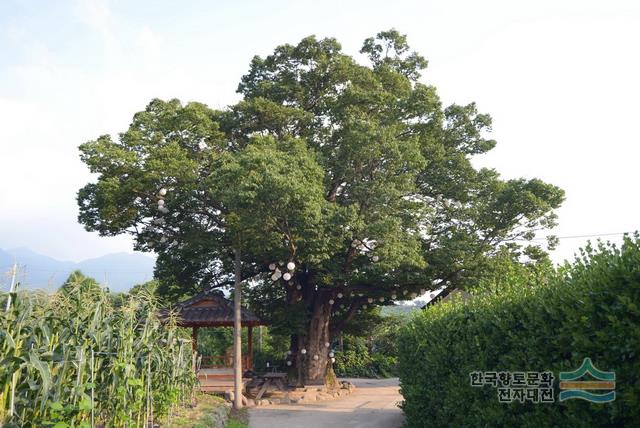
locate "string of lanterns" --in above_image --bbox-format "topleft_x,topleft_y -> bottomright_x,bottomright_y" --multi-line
150,187 -> 434,310
283,345 -> 338,367
264,235 -> 431,310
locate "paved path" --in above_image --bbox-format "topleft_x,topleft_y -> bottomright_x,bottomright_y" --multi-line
248,378 -> 404,428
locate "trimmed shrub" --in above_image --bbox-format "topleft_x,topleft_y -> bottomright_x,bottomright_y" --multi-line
398,236 -> 640,427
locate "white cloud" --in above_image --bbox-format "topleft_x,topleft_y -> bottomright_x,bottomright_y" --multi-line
1,0 -> 638,264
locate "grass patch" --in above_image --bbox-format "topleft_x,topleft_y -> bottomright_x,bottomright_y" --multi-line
163,393 -> 229,428
227,406 -> 249,428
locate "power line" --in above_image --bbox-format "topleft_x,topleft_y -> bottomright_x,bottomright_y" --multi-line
510,231 -> 634,242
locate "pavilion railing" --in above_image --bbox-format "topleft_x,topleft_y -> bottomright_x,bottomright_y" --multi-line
199,354 -> 251,369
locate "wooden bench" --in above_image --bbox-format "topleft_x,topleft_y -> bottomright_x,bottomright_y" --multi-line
254,372 -> 288,400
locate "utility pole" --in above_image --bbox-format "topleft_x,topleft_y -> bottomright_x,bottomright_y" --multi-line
233,248 -> 243,409
5,262 -> 17,312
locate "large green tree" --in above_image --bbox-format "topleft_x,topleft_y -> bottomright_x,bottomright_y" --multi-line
77,30 -> 564,384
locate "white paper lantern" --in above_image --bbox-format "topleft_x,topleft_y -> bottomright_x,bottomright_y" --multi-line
329,352 -> 335,358
325,342 -> 330,348
301,349 -> 307,355
271,274 -> 279,281
403,290 -> 408,295
391,294 -> 397,299
157,199 -> 165,206
287,350 -> 292,355
287,261 -> 296,270
313,355 -> 319,360
372,255 -> 379,262
362,304 -> 367,309
367,298 -> 373,304
378,297 -> 385,302
329,299 -> 335,305
283,273 -> 292,281
331,358 -> 336,363
286,361 -> 292,366
269,263 -> 276,271
296,285 -> 302,290
158,188 -> 167,196
337,293 -> 343,298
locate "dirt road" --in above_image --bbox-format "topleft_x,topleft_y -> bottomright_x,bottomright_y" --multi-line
248,378 -> 404,428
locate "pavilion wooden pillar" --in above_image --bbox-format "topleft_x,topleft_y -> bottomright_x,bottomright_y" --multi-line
192,326 -> 199,372
192,327 -> 199,354
247,326 -> 253,370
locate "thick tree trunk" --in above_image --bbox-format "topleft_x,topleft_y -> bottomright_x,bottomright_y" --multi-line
299,298 -> 332,385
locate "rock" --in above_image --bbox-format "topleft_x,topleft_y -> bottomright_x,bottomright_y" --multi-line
303,392 -> 317,401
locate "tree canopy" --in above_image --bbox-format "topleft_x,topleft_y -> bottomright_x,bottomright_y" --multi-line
77,29 -> 564,383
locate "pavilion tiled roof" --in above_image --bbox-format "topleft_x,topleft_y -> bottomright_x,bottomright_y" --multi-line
168,290 -> 265,327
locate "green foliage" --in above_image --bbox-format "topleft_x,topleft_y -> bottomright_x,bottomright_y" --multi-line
196,328 -> 233,357
77,29 -> 564,304
334,338 -> 375,378
250,328 -> 290,372
0,276 -> 195,427
77,29 -> 564,382
191,323 -> 290,374
59,270 -> 102,295
334,310 -> 405,378
334,336 -> 399,379
398,235 -> 640,427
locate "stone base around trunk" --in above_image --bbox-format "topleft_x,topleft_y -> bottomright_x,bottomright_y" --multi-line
253,381 -> 356,406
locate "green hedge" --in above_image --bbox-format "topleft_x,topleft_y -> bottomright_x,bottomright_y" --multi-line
398,236 -> 640,427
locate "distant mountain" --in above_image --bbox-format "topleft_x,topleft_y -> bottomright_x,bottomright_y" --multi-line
0,248 -> 155,293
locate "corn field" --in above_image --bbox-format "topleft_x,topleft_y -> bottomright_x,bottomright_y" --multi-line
0,279 -> 196,427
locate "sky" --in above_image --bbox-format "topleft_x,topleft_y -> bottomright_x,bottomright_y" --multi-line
0,0 -> 638,263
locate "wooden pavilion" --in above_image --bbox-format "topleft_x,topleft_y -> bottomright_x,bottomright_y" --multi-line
171,289 -> 267,392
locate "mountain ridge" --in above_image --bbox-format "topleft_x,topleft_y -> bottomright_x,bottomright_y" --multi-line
0,247 -> 155,293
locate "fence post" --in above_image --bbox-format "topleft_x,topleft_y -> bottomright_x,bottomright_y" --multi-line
91,349 -> 95,428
